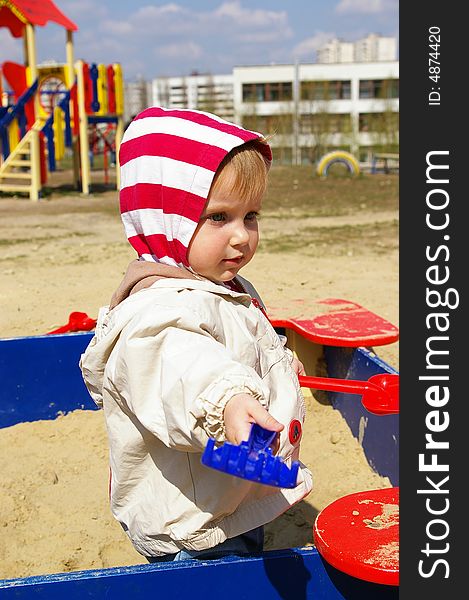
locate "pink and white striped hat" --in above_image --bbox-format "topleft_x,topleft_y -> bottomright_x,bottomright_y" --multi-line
119,106 -> 272,266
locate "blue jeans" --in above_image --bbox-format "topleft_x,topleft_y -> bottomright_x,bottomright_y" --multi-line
146,526 -> 264,563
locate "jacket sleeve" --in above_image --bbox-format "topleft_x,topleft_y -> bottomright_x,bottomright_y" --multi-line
108,303 -> 270,452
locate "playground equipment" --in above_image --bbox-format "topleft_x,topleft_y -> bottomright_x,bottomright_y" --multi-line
201,370 -> 398,487
0,297 -> 399,596
202,423 -> 301,488
298,372 -> 399,415
316,150 -> 361,177
0,0 -> 124,200
371,152 -> 399,174
313,486 -> 399,586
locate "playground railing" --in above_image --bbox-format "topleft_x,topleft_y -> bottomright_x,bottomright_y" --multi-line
0,79 -> 38,161
41,85 -> 74,172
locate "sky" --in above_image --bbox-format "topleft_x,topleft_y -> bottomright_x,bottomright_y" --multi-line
1,0 -> 398,81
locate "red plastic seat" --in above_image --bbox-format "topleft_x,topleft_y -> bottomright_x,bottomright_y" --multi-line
313,487 -> 399,586
270,298 -> 399,347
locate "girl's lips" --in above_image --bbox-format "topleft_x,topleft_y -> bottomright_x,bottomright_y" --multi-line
223,257 -> 243,264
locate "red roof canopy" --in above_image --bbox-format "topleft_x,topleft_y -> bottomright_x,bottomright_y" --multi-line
0,0 -> 78,38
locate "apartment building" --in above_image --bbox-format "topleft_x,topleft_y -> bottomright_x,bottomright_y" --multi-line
316,39 -> 354,64
124,77 -> 152,124
151,73 -> 234,121
233,61 -> 399,164
146,51 -> 399,165
354,34 -> 397,63
317,34 -> 397,64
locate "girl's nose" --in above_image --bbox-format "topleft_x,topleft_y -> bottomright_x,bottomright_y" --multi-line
230,221 -> 250,246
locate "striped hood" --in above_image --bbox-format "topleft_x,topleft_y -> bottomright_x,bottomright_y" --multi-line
119,106 -> 272,266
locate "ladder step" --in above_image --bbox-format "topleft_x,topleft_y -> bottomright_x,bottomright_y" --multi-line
0,171 -> 31,179
0,183 -> 31,193
9,159 -> 32,167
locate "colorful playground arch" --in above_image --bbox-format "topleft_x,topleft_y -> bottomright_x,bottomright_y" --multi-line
316,150 -> 360,177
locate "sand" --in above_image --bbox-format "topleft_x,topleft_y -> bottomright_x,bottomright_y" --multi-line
0,183 -> 398,580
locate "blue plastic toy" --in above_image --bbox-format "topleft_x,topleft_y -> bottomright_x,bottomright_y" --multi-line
201,424 -> 300,488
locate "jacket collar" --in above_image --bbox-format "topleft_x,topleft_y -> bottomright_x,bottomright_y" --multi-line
110,259 -> 252,310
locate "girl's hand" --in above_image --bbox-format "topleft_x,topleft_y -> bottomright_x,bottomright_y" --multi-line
223,394 -> 284,451
291,356 -> 306,376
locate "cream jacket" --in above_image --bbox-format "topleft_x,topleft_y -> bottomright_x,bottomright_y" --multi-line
80,276 -> 313,557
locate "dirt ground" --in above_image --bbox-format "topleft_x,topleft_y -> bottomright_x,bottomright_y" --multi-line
0,168 -> 399,580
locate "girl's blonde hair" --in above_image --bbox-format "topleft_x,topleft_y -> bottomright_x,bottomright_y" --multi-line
210,139 -> 271,202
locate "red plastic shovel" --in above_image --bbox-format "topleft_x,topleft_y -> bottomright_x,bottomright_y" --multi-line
298,373 -> 399,415
46,312 -> 97,335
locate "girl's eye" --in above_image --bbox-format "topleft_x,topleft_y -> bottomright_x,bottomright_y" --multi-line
245,212 -> 259,221
208,213 -> 225,222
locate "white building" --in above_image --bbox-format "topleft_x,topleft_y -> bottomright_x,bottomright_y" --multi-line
316,40 -> 354,64
124,77 -> 152,124
233,61 -> 399,164
151,73 -> 234,121
147,58 -> 399,166
354,34 -> 397,63
317,34 -> 397,64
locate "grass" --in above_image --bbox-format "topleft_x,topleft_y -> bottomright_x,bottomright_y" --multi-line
1,165 -> 398,215
260,220 -> 398,256
0,232 -> 90,246
263,166 -> 398,216
1,166 -> 398,258
259,166 -> 398,256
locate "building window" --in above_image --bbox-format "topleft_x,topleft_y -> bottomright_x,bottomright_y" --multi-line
300,146 -> 315,164
300,113 -> 351,134
359,112 -> 399,132
242,82 -> 292,102
242,113 -> 293,134
300,80 -> 351,101
271,146 -> 292,165
359,79 -> 399,99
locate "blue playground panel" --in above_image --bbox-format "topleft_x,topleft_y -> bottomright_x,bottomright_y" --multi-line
0,549 -> 398,599
325,346 -> 398,486
0,331 -> 398,486
0,331 -> 399,597
0,332 -> 96,427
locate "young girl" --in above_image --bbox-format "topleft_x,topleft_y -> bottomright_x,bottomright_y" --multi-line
80,106 -> 313,562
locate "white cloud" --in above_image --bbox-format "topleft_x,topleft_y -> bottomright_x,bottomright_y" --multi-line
292,32 -> 336,60
102,2 -> 291,41
156,42 -> 203,60
335,0 -> 397,15
236,29 -> 292,44
58,0 -> 108,21
160,2 -> 182,12
214,1 -> 288,28
131,6 -> 194,36
0,31 -> 23,62
84,1 -> 293,76
104,21 -> 133,35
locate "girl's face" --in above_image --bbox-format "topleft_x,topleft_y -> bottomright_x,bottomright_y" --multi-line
187,165 -> 262,282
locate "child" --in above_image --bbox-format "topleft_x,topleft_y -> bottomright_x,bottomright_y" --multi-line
80,106 -> 313,562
